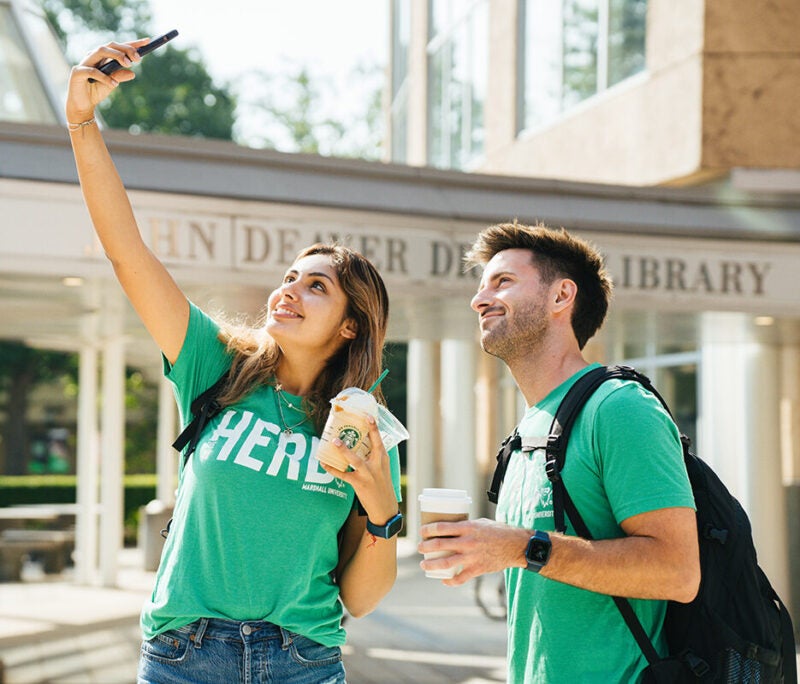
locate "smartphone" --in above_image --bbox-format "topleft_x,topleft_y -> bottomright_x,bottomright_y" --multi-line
88,30 -> 178,82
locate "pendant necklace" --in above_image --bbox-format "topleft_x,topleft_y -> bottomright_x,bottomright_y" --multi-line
273,383 -> 308,435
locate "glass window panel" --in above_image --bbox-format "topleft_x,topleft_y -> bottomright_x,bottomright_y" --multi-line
562,0 -> 599,108
621,340 -> 647,359
0,5 -> 57,123
520,0 -> 647,133
467,2 -> 487,163
391,0 -> 411,162
449,20 -> 468,167
22,8 -> 70,109
522,0 -> 563,129
656,364 -> 697,447
427,44 -> 447,167
427,0 -> 487,169
608,0 -> 647,86
429,0 -> 451,38
392,0 -> 411,98
391,90 -> 408,162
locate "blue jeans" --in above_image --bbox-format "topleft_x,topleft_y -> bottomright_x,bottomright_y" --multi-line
137,618 -> 346,684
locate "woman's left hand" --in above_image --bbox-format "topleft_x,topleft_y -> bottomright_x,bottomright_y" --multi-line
321,416 -> 398,523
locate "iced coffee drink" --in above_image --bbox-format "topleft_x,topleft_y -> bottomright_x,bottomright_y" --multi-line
316,388 -> 378,471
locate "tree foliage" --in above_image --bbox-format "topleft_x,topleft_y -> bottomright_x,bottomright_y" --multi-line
41,0 -> 235,139
234,61 -> 384,160
42,0 -> 152,46
0,342 -> 77,475
98,46 -> 236,139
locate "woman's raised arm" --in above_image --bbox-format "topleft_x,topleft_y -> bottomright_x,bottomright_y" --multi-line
66,40 -> 189,364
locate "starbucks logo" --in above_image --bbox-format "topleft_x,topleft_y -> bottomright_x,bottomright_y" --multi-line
338,427 -> 361,449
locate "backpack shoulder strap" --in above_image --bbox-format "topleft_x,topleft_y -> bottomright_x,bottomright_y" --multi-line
547,363 -> 671,669
485,365 -> 655,506
547,365 -> 662,473
543,365 -> 653,531
172,370 -> 231,467
487,428 -> 521,504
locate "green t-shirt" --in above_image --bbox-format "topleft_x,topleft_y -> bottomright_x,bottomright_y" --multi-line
497,364 -> 695,683
140,303 -> 402,646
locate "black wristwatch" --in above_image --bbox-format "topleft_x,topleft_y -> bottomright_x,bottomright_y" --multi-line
366,512 -> 404,539
524,530 -> 552,573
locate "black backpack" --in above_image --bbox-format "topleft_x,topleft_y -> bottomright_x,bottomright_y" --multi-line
487,365 -> 797,683
157,371 -> 231,538
172,371 -> 231,467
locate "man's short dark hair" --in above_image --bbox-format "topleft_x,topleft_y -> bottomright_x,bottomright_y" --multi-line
465,221 -> 613,349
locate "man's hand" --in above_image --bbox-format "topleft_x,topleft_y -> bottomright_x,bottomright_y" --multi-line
418,518 -> 530,586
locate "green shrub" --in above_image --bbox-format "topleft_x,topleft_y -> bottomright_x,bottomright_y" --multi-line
0,474 -> 158,544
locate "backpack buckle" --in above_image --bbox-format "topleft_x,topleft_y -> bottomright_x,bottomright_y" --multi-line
545,435 -> 562,482
487,431 -> 521,504
703,523 -> 729,545
680,649 -> 710,677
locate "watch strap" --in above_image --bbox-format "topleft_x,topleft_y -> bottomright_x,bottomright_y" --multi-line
366,512 -> 404,539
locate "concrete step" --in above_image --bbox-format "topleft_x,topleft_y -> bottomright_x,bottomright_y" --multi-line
1,617 -> 140,684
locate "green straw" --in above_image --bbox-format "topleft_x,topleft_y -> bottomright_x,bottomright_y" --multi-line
368,369 -> 389,393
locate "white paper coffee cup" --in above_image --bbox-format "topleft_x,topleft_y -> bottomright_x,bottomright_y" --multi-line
418,488 -> 472,579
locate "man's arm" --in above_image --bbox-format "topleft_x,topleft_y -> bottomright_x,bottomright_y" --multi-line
418,506 -> 700,602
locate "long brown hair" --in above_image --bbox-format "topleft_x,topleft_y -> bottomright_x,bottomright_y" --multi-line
215,243 -> 390,432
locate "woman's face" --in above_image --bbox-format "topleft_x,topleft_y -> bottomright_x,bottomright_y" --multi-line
266,253 -> 356,356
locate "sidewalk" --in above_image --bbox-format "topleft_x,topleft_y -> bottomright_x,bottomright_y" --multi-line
1,546 -> 797,684
0,540 -> 508,684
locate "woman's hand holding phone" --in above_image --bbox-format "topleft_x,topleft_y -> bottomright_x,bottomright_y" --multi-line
66,40 -> 145,124
65,31 -> 178,126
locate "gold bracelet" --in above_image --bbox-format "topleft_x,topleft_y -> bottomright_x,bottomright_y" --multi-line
67,117 -> 97,132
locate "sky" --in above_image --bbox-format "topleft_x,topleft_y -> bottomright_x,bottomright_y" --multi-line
148,0 -> 387,84
146,1 -> 389,150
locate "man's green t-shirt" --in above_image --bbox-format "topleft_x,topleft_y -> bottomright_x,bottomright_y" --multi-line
140,304 -> 402,647
497,364 -> 695,683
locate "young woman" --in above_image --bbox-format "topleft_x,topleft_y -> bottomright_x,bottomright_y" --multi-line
66,40 -> 402,684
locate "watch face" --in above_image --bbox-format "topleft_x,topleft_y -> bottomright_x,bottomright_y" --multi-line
528,542 -> 549,564
526,532 -> 551,570
388,516 -> 403,535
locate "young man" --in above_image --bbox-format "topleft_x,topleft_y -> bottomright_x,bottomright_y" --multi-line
418,222 -> 700,683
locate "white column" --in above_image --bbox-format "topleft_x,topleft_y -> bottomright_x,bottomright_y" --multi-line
698,316 -> 746,487
699,313 -> 789,598
474,353 -> 498,518
780,345 -> 800,486
99,332 -> 126,587
406,339 -> 438,537
440,339 -> 477,516
746,342 -> 789,598
156,375 -> 177,505
74,331 -> 99,585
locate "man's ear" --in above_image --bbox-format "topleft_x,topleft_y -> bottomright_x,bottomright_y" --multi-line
340,318 -> 358,340
553,279 -> 578,312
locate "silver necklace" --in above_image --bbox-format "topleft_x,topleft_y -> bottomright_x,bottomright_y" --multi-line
273,384 -> 308,434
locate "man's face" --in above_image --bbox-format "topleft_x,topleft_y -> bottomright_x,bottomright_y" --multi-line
470,249 -> 551,362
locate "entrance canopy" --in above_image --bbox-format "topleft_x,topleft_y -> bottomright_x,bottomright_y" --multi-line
4,121 -> 800,372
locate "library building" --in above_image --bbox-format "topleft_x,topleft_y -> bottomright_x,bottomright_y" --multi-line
1,0 -> 799,627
